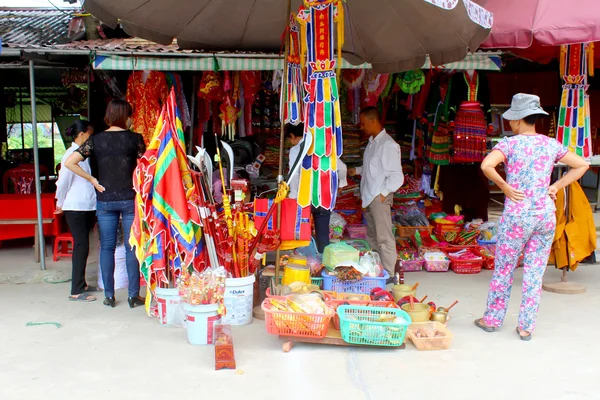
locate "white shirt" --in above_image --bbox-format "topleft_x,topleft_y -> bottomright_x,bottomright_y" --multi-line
288,141 -> 348,200
55,143 -> 97,211
355,129 -> 404,207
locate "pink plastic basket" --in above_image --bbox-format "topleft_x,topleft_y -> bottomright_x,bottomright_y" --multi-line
346,224 -> 367,239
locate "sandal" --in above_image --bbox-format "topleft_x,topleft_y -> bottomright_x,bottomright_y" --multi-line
516,327 -> 532,341
69,293 -> 96,302
474,318 -> 496,333
84,286 -> 100,292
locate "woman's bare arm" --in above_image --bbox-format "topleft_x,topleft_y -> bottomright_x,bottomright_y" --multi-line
481,150 -> 524,202
550,152 -> 589,192
64,152 -> 105,192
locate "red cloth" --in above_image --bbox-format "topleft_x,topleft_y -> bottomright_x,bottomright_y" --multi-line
0,194 -> 59,241
254,199 -> 311,241
479,0 -> 600,48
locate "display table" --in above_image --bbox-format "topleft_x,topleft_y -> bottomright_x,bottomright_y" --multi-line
0,194 -> 60,242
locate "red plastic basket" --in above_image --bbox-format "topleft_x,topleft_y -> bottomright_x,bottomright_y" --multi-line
444,247 -> 483,274
433,222 -> 464,244
261,298 -> 334,338
473,245 -> 496,270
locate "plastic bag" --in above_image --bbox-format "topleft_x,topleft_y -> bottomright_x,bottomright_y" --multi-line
322,242 -> 360,271
359,251 -> 384,277
329,212 -> 347,239
393,202 -> 429,227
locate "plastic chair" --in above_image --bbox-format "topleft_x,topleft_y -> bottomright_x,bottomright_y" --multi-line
53,232 -> 74,262
2,164 -> 49,194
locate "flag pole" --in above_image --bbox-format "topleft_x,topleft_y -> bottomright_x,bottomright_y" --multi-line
274,0 -> 292,287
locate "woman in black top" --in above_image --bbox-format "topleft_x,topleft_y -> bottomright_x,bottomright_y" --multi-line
65,99 -> 146,309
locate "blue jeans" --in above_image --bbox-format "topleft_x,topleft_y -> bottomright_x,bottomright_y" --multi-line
97,200 -> 140,299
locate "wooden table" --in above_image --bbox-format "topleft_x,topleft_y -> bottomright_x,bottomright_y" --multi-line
0,218 -> 54,262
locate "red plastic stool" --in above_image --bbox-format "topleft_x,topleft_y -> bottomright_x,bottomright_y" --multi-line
53,233 -> 74,261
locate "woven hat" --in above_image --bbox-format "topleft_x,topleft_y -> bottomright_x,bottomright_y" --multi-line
502,93 -> 549,121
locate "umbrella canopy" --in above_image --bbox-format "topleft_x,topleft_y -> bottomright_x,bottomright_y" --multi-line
480,0 -> 600,48
83,0 -> 492,73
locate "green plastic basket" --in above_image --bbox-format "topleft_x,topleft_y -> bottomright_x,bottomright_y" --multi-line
337,305 -> 412,347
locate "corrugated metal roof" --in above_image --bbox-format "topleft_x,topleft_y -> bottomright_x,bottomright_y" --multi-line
0,8 -> 76,47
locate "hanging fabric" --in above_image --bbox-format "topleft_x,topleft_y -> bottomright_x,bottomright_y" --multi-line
126,71 -> 168,145
557,43 -> 593,158
296,0 -> 344,210
451,71 -> 488,163
282,13 -> 305,126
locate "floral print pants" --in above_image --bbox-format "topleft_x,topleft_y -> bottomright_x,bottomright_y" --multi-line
483,213 -> 556,333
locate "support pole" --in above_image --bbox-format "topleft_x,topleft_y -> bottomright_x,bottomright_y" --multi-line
29,60 -> 46,270
274,0 -> 292,287
188,75 -> 198,155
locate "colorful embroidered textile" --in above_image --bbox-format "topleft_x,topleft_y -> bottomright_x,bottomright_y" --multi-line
557,43 -> 594,158
130,88 -> 204,294
126,71 -> 168,145
296,0 -> 344,210
282,14 -> 305,126
451,102 -> 487,163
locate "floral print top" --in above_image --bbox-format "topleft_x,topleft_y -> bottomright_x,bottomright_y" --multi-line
494,135 -> 569,216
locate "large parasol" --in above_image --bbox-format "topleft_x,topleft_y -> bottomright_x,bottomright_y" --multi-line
479,0 -> 600,49
82,0 -> 492,73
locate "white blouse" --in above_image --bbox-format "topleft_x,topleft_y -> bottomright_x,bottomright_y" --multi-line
55,143 -> 97,211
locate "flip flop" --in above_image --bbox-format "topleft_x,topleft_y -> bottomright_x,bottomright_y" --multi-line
516,327 -> 532,341
84,286 -> 100,292
474,318 -> 496,333
69,293 -> 96,302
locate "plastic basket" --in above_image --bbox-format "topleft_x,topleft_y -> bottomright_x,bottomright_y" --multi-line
445,248 -> 483,274
261,298 -> 334,338
433,222 -> 464,244
337,305 -> 411,347
395,224 -> 433,239
311,277 -> 323,288
407,321 -> 454,351
477,239 -> 497,246
397,257 -> 424,272
346,224 -> 368,239
422,251 -> 450,272
321,270 -> 389,294
327,299 -> 399,330
473,245 -> 496,270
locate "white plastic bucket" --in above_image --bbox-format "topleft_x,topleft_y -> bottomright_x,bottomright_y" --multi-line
223,275 -> 255,326
97,245 -> 128,290
155,287 -> 183,326
183,303 -> 221,345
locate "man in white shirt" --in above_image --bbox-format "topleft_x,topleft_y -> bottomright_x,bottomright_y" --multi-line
348,107 -> 404,279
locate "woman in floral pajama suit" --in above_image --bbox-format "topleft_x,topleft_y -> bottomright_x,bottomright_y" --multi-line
475,94 -> 588,341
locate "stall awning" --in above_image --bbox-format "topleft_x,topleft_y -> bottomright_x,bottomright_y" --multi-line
92,53 -> 501,72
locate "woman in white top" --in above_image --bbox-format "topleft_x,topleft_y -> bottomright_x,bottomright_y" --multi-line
55,120 -> 97,302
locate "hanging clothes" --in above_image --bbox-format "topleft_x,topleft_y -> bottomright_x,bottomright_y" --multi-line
448,71 -> 491,163
549,181 -> 596,271
427,73 -> 452,165
165,73 -> 191,129
126,71 -> 169,145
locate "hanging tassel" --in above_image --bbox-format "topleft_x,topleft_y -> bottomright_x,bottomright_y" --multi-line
588,43 -> 594,77
560,45 -> 567,77
336,0 -> 345,78
298,14 -> 307,75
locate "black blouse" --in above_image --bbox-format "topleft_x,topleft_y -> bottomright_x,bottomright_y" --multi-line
76,130 -> 146,202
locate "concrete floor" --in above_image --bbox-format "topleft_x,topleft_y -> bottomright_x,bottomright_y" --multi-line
0,237 -> 599,400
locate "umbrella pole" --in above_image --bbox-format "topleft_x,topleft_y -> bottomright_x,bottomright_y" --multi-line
273,0 -> 292,287
29,60 -> 46,271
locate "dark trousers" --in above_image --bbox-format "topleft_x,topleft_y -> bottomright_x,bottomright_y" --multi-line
64,211 -> 96,295
312,206 -> 331,253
